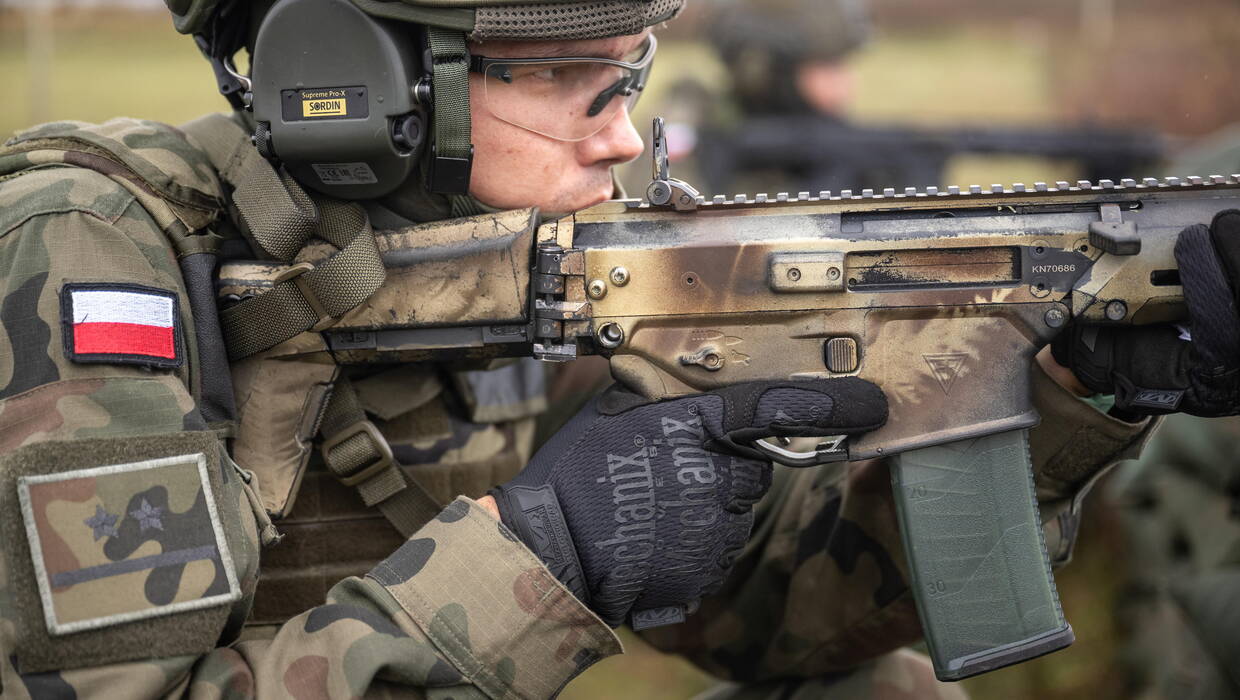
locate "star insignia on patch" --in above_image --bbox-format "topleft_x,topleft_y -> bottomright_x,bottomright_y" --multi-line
130,499 -> 164,532
83,505 -> 119,540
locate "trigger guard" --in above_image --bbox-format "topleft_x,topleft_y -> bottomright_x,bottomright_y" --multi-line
753,435 -> 851,467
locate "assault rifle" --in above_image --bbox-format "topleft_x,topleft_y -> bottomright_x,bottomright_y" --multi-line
221,119 -> 1239,682
693,115 -> 1171,195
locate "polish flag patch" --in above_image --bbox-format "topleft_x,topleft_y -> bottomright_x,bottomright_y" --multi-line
62,284 -> 182,368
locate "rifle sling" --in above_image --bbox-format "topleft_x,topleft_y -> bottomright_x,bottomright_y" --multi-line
319,378 -> 444,537
181,113 -> 386,361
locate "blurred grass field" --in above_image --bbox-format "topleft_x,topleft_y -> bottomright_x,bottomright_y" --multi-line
0,10 -> 222,137
0,7 -> 1180,700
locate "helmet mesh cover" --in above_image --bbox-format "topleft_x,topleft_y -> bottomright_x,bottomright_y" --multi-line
473,0 -> 682,40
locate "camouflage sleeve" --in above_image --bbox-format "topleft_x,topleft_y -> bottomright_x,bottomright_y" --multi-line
0,165 -> 264,696
6,497 -> 620,700
225,498 -> 622,699
639,358 -> 1157,682
0,168 -> 619,699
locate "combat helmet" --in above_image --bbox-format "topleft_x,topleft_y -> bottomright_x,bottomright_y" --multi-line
165,0 -> 683,201
710,0 -> 869,115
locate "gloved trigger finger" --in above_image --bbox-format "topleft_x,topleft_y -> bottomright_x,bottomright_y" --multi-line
715,378 -> 886,433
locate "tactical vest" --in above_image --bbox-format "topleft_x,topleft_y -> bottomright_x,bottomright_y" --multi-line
0,113 -> 562,625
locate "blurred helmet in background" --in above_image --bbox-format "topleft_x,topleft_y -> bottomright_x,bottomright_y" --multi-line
710,0 -> 869,115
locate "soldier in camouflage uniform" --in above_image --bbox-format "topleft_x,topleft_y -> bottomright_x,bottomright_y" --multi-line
1109,414 -> 1240,700
640,0 -> 873,197
0,1 -> 887,696
710,0 -> 868,120
1,1 -> 1237,699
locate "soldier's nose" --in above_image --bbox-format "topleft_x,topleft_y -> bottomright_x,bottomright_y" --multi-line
578,104 -> 644,168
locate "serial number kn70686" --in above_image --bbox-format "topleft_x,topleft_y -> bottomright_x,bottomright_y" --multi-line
1031,263 -> 1078,274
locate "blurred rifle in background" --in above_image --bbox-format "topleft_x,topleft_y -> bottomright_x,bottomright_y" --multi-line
693,115 -> 1172,195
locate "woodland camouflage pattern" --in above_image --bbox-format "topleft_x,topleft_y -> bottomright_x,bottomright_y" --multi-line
0,117 -> 1154,698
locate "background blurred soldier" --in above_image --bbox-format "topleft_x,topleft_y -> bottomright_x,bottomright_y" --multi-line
648,0 -> 872,195
667,0 -> 1163,198
710,0 -> 869,120
1109,414 -> 1240,700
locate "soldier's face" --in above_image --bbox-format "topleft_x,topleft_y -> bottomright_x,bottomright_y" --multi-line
467,31 -> 649,214
796,60 -> 857,117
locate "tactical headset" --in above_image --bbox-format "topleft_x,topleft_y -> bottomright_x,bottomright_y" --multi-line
250,0 -> 432,200
199,0 -> 451,200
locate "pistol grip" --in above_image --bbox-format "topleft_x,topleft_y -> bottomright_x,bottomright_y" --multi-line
890,429 -> 1074,681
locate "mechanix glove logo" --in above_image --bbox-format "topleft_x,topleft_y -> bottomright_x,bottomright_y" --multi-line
492,378 -> 888,630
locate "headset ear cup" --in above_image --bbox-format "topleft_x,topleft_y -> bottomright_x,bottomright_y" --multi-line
249,0 -> 423,199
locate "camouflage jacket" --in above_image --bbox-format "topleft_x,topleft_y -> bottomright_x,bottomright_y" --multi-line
0,116 -> 1156,698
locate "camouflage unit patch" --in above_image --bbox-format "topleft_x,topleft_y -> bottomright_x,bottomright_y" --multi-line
17,452 -> 240,634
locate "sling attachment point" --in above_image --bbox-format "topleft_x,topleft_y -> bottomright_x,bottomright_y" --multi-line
274,262 -> 334,332
427,26 -> 473,194
323,420 -> 395,489
182,114 -> 386,360
320,379 -> 443,538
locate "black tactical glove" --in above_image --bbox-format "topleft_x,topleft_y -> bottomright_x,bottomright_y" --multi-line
1052,210 -> 1240,417
490,378 -> 887,630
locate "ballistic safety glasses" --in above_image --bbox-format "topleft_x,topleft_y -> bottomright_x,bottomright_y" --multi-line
470,35 -> 657,142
